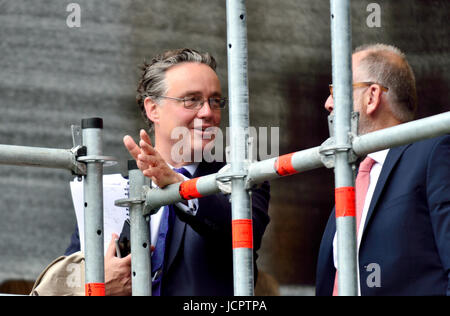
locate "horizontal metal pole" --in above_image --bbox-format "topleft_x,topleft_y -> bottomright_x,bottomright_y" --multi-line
134,111 -> 450,212
352,111 -> 450,156
141,148 -> 323,212
143,174 -> 219,213
248,147 -> 323,183
0,144 -> 85,174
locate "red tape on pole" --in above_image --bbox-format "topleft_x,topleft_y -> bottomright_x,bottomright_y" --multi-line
85,283 -> 105,296
335,187 -> 356,218
274,153 -> 298,176
179,178 -> 203,200
232,219 -> 253,249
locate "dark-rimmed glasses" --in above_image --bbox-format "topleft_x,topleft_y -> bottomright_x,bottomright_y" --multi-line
152,95 -> 227,110
328,82 -> 389,97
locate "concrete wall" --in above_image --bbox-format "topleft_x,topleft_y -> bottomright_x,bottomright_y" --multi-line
0,0 -> 448,292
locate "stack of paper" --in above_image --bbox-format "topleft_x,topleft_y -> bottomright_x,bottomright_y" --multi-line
70,174 -> 129,255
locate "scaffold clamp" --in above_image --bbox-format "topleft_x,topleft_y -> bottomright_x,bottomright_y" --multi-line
319,112 -> 359,168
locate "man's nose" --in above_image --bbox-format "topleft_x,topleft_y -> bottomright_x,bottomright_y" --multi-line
324,95 -> 334,113
197,100 -> 214,118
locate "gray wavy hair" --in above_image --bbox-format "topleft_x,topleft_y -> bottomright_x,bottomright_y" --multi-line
136,48 -> 217,130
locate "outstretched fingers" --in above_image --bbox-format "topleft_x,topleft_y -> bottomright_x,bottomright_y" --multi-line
140,129 -> 153,146
139,139 -> 158,157
123,135 -> 141,161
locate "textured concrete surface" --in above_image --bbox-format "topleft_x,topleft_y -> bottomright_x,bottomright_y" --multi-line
0,0 -> 448,293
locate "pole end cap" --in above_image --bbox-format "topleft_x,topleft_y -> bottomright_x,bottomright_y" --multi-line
81,118 -> 103,129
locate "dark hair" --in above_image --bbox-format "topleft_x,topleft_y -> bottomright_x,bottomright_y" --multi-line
136,48 -> 217,130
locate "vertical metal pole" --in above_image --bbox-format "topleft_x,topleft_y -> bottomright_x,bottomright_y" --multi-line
226,0 -> 254,296
330,0 -> 359,295
82,118 -> 105,296
129,160 -> 152,296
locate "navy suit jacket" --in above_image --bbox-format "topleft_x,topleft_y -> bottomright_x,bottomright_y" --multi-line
65,161 -> 270,296
316,135 -> 450,296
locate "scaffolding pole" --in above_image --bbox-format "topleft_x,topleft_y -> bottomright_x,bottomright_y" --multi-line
0,144 -> 85,175
226,0 -> 254,296
81,118 -> 106,296
128,160 -> 152,296
249,111 -> 450,182
0,117 -> 114,296
352,111 -> 450,155
329,0 -> 358,296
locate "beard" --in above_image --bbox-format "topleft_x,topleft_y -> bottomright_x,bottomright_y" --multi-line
357,111 -> 376,135
354,93 -> 376,135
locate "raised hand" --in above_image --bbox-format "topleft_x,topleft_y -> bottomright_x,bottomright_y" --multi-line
123,129 -> 184,188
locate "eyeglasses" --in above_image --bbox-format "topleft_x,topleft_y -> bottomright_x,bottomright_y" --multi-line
328,82 -> 389,97
152,95 -> 227,110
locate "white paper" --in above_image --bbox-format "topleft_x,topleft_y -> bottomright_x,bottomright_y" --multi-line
70,174 -> 129,255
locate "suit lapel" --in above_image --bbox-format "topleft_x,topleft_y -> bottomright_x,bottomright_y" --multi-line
165,213 -> 186,273
360,144 -> 410,238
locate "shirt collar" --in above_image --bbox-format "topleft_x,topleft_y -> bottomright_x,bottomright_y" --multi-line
167,162 -> 199,177
179,163 -> 199,177
367,149 -> 389,166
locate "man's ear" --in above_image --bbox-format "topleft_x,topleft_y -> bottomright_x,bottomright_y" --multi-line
144,97 -> 159,124
364,84 -> 383,115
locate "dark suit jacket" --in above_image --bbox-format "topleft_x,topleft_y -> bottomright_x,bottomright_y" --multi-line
65,161 -> 270,296
316,135 -> 450,296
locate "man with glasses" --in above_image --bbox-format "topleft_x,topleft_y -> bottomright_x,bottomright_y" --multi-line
316,44 -> 450,295
65,48 -> 270,296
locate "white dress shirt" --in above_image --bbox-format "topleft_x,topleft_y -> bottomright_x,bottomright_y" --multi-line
149,163 -> 199,249
332,149 -> 389,293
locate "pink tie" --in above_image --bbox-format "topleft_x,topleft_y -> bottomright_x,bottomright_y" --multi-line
332,157 -> 376,296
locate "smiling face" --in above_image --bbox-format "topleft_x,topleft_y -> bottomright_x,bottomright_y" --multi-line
145,62 -> 222,165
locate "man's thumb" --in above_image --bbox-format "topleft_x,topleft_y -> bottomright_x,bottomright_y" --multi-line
105,233 -> 119,258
